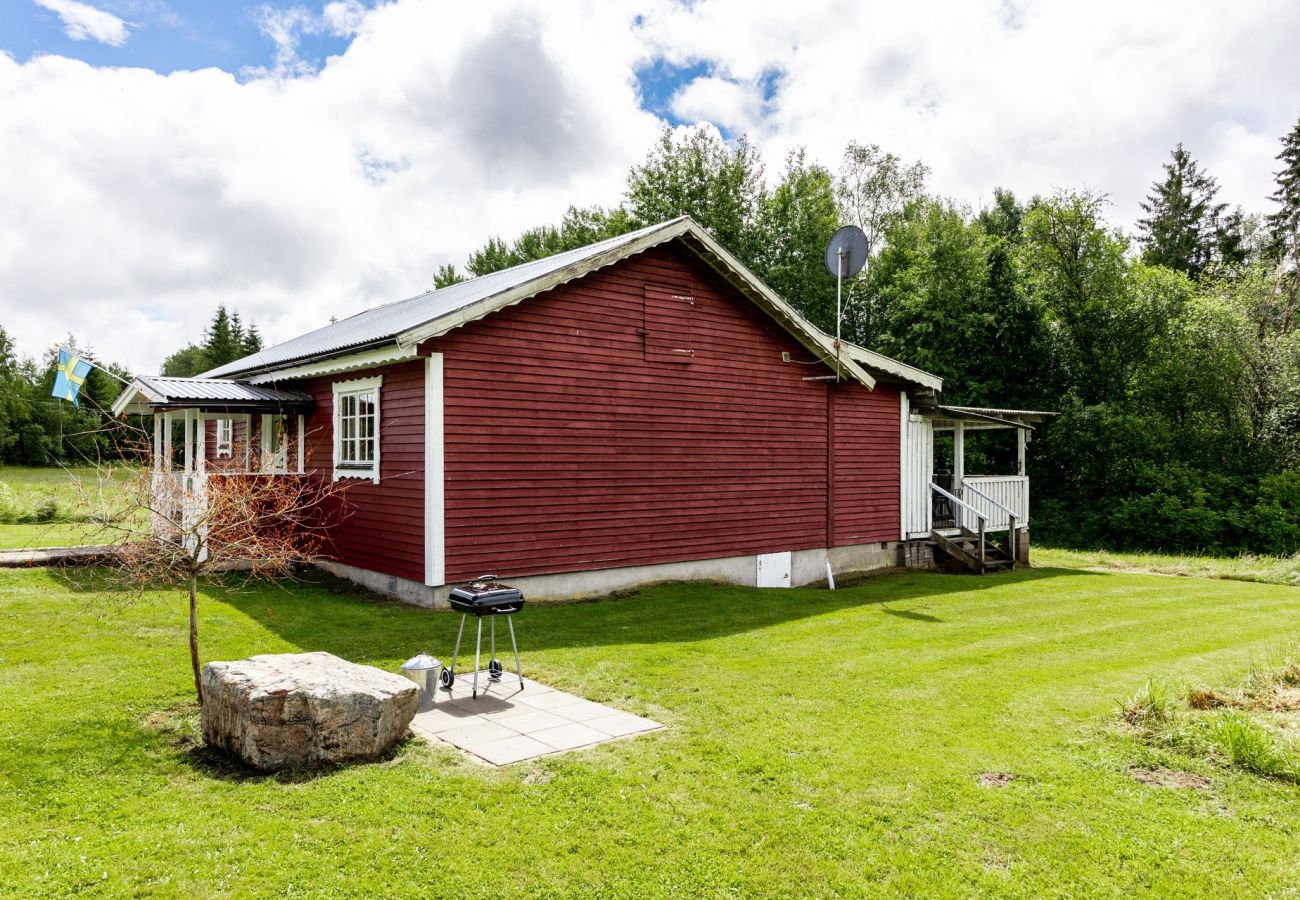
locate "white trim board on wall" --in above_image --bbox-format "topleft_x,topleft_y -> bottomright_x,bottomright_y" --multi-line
424,354 -> 446,587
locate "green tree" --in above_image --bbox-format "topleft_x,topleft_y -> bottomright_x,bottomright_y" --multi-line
161,345 -> 209,378
464,205 -> 635,277
865,197 -> 1049,406
0,326 -> 25,460
1267,117 -> 1300,262
1266,117 -> 1300,331
625,126 -> 766,267
835,141 -> 929,255
242,322 -> 263,356
1022,191 -> 1189,404
161,306 -> 263,376
1136,143 -> 1244,279
433,263 -> 464,288
753,149 -> 840,331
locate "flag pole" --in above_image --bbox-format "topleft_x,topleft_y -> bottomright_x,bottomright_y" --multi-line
53,343 -> 134,386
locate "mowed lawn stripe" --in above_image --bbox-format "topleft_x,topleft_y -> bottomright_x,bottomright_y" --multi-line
1,566 -> 1298,896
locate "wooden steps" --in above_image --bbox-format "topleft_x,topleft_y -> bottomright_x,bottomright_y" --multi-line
930,528 -> 1015,575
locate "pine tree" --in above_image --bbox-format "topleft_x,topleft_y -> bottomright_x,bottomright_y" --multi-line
1136,143 -> 1243,279
1267,117 -> 1300,266
242,322 -> 263,355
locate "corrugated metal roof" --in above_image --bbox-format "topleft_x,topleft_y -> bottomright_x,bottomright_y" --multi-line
941,406 -> 1056,418
202,218 -> 692,379
835,339 -> 942,390
136,376 -> 313,403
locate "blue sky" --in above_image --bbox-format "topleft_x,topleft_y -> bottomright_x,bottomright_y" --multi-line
1,0 -> 1297,371
2,1 -> 357,75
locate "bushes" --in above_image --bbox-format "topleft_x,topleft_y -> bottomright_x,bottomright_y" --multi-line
1034,403 -> 1300,555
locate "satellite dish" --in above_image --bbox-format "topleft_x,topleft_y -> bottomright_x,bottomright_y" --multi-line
824,225 -> 869,279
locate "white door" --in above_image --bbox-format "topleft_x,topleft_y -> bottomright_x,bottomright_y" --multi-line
756,551 -> 792,588
903,414 -> 933,538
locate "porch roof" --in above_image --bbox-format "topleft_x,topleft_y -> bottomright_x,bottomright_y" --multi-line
931,405 -> 1056,431
111,375 -> 315,416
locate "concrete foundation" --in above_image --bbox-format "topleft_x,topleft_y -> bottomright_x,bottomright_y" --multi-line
317,539 -> 913,609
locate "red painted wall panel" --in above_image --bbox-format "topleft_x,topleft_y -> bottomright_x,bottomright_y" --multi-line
299,359 -> 426,584
426,244 -> 902,583
831,380 -> 902,548
285,242 -> 903,587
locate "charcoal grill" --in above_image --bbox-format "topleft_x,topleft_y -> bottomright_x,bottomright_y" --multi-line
440,575 -> 525,699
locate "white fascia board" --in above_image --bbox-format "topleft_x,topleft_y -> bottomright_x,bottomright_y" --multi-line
395,220 -> 689,350
110,379 -> 166,416
680,226 -> 876,389
840,344 -> 943,391
245,343 -> 418,384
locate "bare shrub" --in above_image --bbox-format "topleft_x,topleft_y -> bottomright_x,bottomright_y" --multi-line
79,420 -> 350,704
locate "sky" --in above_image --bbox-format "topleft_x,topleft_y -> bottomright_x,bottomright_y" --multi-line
1,0 -> 1298,373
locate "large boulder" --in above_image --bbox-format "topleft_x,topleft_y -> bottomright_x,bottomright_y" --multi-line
201,651 -> 419,770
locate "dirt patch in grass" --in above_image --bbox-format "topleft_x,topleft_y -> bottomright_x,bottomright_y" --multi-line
1129,767 -> 1211,790
978,771 -> 1015,788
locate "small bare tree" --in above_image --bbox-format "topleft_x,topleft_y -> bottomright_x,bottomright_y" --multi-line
82,420 -> 349,704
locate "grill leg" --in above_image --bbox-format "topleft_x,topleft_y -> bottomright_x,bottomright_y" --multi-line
489,617 -> 497,682
507,614 -> 522,691
449,614 -> 466,678
472,617 -> 482,699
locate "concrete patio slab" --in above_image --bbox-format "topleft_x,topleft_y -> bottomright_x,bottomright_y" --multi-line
410,671 -> 663,766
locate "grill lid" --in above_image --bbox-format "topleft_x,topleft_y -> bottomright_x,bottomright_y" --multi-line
448,574 -> 523,605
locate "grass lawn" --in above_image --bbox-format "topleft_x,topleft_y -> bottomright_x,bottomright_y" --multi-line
2,565 -> 1299,896
1036,545 -> 1300,587
0,465 -> 135,550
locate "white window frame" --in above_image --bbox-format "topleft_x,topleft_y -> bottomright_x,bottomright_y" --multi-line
332,375 -> 382,483
215,418 -> 233,458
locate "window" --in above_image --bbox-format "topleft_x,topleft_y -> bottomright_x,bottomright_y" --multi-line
332,375 -> 382,482
215,419 -> 233,458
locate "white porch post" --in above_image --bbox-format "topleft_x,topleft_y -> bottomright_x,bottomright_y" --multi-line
196,414 -> 206,475
1017,427 -> 1027,476
241,413 -> 253,471
183,409 -> 194,474
152,414 -> 162,473
260,413 -> 273,473
296,414 -> 305,474
162,411 -> 173,473
898,391 -> 908,542
953,421 -> 965,493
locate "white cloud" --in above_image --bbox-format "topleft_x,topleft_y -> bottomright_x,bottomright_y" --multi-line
0,0 -> 659,371
2,0 -> 1299,373
32,0 -> 129,46
670,76 -> 763,135
636,0 -> 1300,226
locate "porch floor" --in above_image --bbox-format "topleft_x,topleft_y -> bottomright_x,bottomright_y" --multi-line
410,672 -> 663,765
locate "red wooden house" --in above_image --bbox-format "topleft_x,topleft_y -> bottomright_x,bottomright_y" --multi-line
113,217 -> 1046,604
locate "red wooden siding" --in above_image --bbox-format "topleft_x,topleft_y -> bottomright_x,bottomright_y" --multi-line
299,359 -> 426,583
831,380 -> 901,547
427,243 -> 901,583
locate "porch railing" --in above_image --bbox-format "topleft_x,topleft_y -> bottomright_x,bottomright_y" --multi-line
961,475 -> 1028,530
930,482 -> 986,566
961,480 -> 1020,565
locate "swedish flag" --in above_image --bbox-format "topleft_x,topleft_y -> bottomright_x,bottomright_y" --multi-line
52,349 -> 93,408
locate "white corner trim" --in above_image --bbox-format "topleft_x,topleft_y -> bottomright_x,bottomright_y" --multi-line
332,374 -> 382,483
899,391 -> 909,541
247,344 -> 418,384
424,354 -> 446,587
